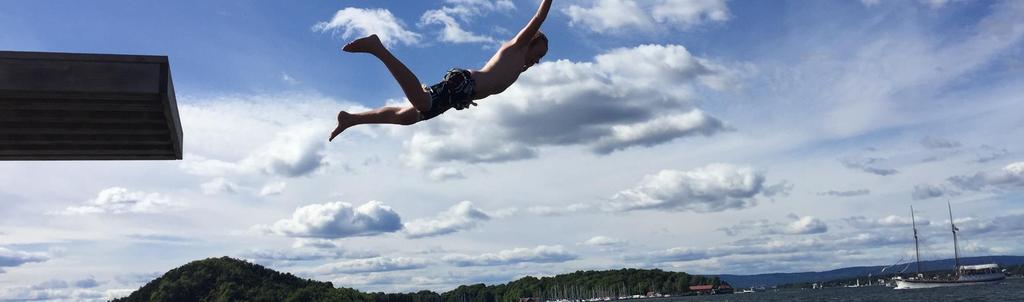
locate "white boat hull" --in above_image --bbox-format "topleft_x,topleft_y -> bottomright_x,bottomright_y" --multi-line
894,274 -> 1005,290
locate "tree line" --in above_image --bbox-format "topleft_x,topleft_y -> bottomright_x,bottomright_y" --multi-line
114,257 -> 726,302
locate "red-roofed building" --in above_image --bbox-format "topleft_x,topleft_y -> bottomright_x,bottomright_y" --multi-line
688,284 -> 734,295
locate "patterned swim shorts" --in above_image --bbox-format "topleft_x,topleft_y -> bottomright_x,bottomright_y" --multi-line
419,68 -> 477,121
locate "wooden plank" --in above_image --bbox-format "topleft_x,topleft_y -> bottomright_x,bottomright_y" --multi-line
0,134 -> 171,146
0,99 -> 163,112
0,59 -> 161,94
0,51 -> 168,64
0,133 -> 169,141
0,149 -> 174,156
0,156 -> 176,160
0,110 -> 167,124
0,122 -> 168,134
0,141 -> 172,146
0,90 -> 159,101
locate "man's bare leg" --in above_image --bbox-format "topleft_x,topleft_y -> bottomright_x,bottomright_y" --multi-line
329,106 -> 420,141
342,35 -> 431,112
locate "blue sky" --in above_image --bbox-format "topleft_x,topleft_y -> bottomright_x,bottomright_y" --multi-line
2,0 -> 1024,301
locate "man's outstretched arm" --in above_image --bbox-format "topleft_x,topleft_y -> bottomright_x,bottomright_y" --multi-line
511,0 -> 553,46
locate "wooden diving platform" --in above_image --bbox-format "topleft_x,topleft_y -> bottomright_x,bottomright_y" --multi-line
0,51 -> 182,160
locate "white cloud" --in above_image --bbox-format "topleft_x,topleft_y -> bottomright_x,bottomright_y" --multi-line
949,161 -> 1024,190
974,145 -> 1009,163
592,110 -> 731,154
920,136 -> 962,149
240,248 -> 377,264
818,189 -> 870,197
719,215 -> 828,236
782,216 -> 828,235
564,0 -> 729,34
915,161 -> 1024,199
58,187 -> 180,215
0,247 -> 47,270
310,257 -> 428,275
404,201 -> 490,238
609,163 -> 768,212
181,124 -> 328,178
404,44 -> 735,167
651,0 -> 731,26
428,167 -> 465,181
443,245 -> 578,266
313,8 -> 421,47
845,215 -> 930,229
281,72 -> 300,85
861,0 -> 882,6
201,178 -> 240,195
259,182 -> 287,196
420,10 -> 495,44
912,184 -> 952,200
629,231 -> 911,264
838,155 -> 899,176
526,203 -> 594,217
262,201 -> 403,239
581,236 -> 626,247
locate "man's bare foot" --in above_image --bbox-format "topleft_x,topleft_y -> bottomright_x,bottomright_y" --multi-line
342,34 -> 384,54
329,111 -> 356,142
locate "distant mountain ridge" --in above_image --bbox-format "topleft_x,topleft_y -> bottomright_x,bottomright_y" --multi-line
718,255 -> 1024,288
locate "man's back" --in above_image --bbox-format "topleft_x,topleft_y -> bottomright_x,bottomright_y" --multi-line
471,42 -> 531,100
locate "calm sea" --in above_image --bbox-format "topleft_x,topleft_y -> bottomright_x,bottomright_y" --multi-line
665,278 -> 1024,302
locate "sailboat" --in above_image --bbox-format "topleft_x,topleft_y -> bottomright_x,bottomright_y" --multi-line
893,203 -> 1006,289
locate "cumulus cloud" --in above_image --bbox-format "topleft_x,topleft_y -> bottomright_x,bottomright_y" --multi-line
974,145 -> 1009,163
526,203 -> 595,217
0,247 -> 47,270
259,182 -> 287,196
313,8 -> 421,47
581,236 -> 627,247
839,156 -> 899,176
780,216 -> 828,235
608,164 -> 768,212
915,162 -> 1024,199
310,257 -> 428,275
564,0 -> 730,34
420,10 -> 495,44
404,44 -> 736,167
911,184 -> 951,200
591,110 -> 731,154
920,136 -> 961,149
240,248 -> 377,264
262,201 -> 403,239
629,232 -> 909,264
404,201 -> 490,238
181,124 -> 328,178
201,178 -> 240,195
845,215 -> 930,229
58,187 -> 180,215
443,245 -> 578,267
428,167 -> 465,181
818,189 -> 870,197
718,215 -> 828,236
949,161 -> 1024,190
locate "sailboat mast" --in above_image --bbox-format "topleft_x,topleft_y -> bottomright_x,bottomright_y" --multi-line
911,205 -> 922,274
948,202 -> 960,271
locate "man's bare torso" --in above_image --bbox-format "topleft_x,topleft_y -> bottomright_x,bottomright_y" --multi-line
470,42 -> 529,100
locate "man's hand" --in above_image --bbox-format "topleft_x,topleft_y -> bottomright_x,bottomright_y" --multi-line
511,0 -> 552,46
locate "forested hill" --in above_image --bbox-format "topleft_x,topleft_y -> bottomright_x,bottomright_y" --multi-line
111,257 -> 370,302
113,257 -> 727,302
